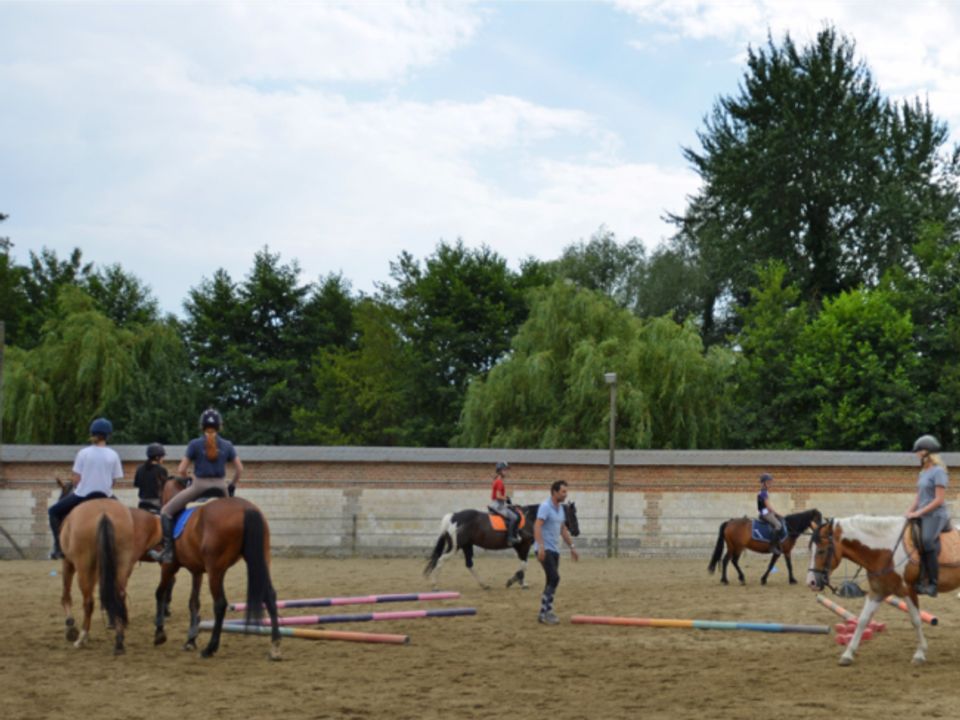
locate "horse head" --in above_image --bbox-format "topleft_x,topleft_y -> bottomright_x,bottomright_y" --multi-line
564,501 -> 580,537
807,518 -> 842,591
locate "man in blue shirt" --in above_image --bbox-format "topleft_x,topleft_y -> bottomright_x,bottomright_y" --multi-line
534,480 -> 579,624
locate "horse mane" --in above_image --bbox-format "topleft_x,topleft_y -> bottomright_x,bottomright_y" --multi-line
784,508 -> 821,537
836,515 -> 905,549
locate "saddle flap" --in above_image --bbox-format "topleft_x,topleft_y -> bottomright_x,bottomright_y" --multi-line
750,519 -> 787,543
488,511 -> 526,533
903,523 -> 960,567
173,507 -> 197,540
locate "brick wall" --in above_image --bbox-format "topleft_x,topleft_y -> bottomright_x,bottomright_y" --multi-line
0,445 -> 951,559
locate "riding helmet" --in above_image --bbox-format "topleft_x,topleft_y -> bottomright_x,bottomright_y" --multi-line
200,408 -> 222,430
912,434 -> 941,453
89,417 -> 113,437
496,461 -> 509,473
146,442 -> 166,460
759,472 -> 773,484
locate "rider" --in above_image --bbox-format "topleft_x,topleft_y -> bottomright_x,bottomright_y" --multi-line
757,473 -> 783,556
47,418 -> 124,559
907,434 -> 950,597
151,409 -> 243,563
489,461 -> 520,546
134,442 -> 169,514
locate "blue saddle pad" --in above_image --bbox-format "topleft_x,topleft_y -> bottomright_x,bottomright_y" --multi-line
751,519 -> 788,543
173,508 -> 197,540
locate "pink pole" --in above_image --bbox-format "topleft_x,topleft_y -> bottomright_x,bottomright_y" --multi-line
884,596 -> 938,626
230,591 -> 460,612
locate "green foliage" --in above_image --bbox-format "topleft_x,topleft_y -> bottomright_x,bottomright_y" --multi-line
547,227 -> 647,310
183,248 -> 357,444
84,263 -> 160,327
293,300 -> 418,445
788,288 -> 921,450
380,240 -> 529,445
456,281 -> 733,449
672,26 -> 960,340
729,262 -> 810,447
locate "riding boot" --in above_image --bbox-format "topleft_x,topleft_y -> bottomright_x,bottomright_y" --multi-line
507,516 -> 520,546
916,550 -> 939,597
149,514 -> 175,563
49,518 -> 64,560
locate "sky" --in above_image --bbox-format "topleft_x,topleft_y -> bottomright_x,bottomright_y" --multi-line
2,1 -> 959,317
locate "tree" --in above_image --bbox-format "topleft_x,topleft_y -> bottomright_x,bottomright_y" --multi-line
380,240 -> 528,445
788,287 -> 921,450
548,227 -> 648,310
671,26 -> 960,342
456,281 -> 733,449
0,217 -> 30,347
728,262 -> 810,448
293,299 -> 418,445
84,263 -> 160,327
16,247 -> 93,348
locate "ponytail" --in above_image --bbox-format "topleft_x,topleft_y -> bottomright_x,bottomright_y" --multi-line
929,453 -> 947,470
204,428 -> 219,461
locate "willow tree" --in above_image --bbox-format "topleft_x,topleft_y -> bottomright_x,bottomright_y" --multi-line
456,281 -> 733,449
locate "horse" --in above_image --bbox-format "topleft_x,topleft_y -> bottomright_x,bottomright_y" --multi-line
424,502 -> 580,590
708,508 -> 822,585
807,515 -> 960,666
55,479 -> 162,654
153,477 -> 281,660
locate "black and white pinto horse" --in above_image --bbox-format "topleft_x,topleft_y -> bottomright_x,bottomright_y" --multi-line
424,502 -> 580,590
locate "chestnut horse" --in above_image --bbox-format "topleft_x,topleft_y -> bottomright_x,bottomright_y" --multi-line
424,502 -> 580,590
56,479 -> 162,654
153,478 -> 280,660
807,515 -> 960,666
708,508 -> 822,585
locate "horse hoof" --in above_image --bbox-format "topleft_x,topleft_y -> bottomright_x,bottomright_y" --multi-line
154,630 -> 167,646
838,655 -> 853,666
761,578 -> 768,586
269,646 -> 282,662
720,579 -> 729,586
65,620 -> 79,642
789,579 -> 798,585
114,646 -> 125,656
200,648 -> 216,659
738,580 -> 746,586
482,585 -> 491,591
521,584 -> 530,590
912,654 -> 926,666
183,640 -> 197,651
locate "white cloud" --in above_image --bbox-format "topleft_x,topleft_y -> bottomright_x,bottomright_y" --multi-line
614,0 -> 960,138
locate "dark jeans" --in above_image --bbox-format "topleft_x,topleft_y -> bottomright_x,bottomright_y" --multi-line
539,550 -> 560,614
48,492 -> 111,537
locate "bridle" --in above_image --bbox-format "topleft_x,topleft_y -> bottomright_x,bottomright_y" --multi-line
809,518 -> 839,593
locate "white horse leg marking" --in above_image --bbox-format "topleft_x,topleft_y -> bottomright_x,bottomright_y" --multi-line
903,596 -> 928,665
468,565 -> 489,590
74,629 -> 88,649
839,595 -> 881,666
519,559 -> 529,588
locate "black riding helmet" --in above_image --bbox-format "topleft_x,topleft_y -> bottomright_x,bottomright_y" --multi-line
200,408 -> 222,431
912,434 -> 941,453
146,442 -> 166,460
496,461 -> 509,473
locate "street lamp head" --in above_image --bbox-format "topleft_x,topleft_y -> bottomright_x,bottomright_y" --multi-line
604,372 -> 617,385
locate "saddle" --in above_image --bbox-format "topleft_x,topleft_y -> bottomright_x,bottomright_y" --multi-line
750,518 -> 788,544
173,488 -> 228,539
904,522 -> 960,568
489,510 -> 526,533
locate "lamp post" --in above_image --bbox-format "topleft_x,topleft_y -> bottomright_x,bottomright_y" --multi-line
604,372 -> 617,558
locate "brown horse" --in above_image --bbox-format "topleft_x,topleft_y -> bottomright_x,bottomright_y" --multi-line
153,478 -> 280,660
708,508 -> 822,585
808,515 -> 960,666
57,480 -> 161,654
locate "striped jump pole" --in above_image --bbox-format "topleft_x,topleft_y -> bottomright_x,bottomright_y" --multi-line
884,596 -> 939,626
815,594 -> 885,633
199,621 -> 409,645
229,591 -> 460,612
225,607 -> 477,627
571,615 -> 829,634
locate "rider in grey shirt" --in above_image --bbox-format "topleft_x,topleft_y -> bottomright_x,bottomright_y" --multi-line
907,435 -> 950,597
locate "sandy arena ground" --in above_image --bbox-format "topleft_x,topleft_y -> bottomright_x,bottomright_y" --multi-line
2,551 -> 959,720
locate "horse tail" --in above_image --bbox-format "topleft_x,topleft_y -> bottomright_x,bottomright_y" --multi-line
424,513 -> 456,576
241,508 -> 273,628
96,514 -> 128,627
708,520 -> 729,574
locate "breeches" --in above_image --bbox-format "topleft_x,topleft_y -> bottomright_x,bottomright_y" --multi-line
920,513 -> 950,553
162,477 -> 228,517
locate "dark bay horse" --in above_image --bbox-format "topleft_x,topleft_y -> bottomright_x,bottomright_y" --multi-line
57,483 -> 161,654
153,478 -> 280,660
424,502 -> 580,589
708,508 -> 822,585
808,515 -> 960,666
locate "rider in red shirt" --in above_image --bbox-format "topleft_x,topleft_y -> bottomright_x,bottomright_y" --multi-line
489,461 -> 520,546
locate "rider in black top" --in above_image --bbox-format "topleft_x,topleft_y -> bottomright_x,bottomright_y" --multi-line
134,443 -> 169,514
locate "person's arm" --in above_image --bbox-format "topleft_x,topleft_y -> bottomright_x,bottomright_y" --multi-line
560,525 -> 579,562
230,456 -> 243,486
910,485 -> 946,518
764,497 -> 778,516
906,494 -> 920,516
534,518 -> 545,562
493,483 -> 506,501
177,457 -> 191,476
